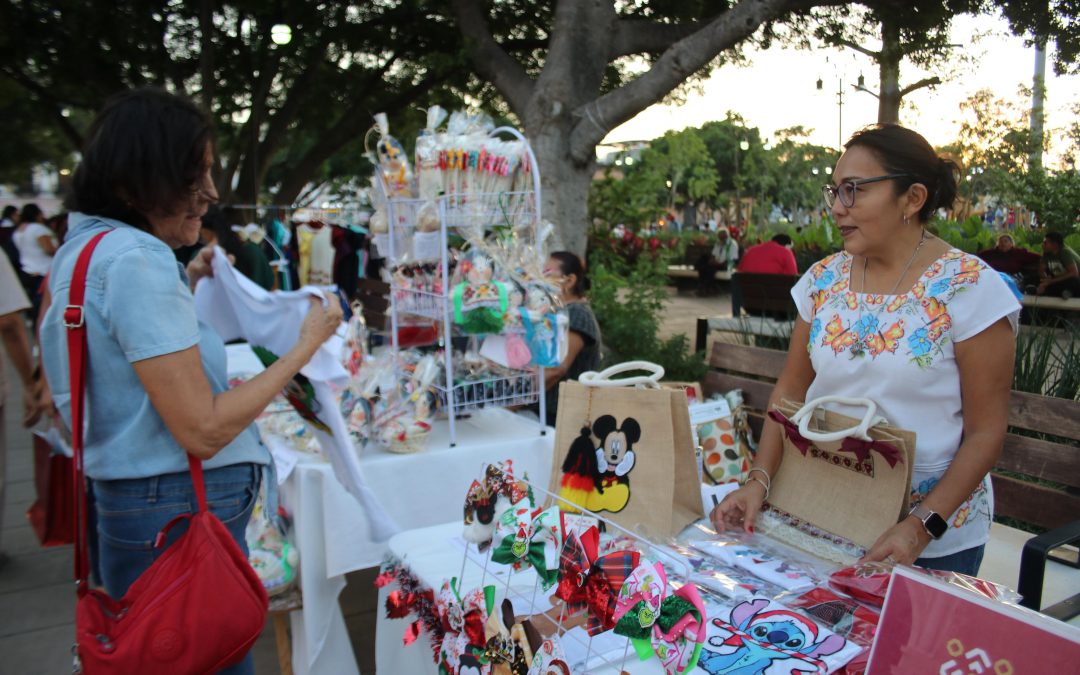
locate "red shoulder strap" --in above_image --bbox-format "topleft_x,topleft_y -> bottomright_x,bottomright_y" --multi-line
67,231 -> 207,589
66,230 -> 110,588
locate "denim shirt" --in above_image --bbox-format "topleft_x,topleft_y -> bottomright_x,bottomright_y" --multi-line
40,213 -> 267,480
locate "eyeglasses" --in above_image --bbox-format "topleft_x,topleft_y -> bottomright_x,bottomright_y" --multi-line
822,173 -> 910,209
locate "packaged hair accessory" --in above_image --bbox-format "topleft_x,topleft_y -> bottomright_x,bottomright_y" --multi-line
373,112 -> 413,198
416,105 -> 449,201
451,249 -> 510,334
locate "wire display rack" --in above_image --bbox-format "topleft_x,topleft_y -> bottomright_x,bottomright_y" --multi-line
378,126 -> 548,445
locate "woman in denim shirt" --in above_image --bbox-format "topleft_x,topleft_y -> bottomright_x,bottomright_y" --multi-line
39,89 -> 342,674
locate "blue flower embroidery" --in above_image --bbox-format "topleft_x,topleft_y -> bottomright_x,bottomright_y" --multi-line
856,314 -> 879,338
814,270 -> 835,290
908,327 -> 932,356
929,279 -> 951,297
809,318 -> 822,343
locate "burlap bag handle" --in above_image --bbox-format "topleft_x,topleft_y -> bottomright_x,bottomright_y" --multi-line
789,395 -> 889,443
578,361 -> 664,389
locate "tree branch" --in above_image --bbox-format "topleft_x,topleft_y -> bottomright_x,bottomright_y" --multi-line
832,36 -> 880,59
198,0 -> 216,112
609,18 -> 707,59
450,0 -> 535,116
899,75 -> 941,98
568,0 -> 797,161
0,67 -> 84,150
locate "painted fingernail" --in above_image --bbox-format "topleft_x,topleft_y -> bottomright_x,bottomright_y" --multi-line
748,526 -> 755,534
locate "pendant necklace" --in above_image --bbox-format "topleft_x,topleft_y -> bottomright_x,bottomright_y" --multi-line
852,228 -> 927,356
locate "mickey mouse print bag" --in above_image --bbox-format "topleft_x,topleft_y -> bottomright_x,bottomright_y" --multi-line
548,361 -> 704,539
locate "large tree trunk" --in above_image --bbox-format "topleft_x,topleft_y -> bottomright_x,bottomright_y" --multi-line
529,124 -> 595,254
877,18 -> 901,124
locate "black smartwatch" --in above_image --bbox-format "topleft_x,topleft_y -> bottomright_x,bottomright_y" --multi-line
909,504 -> 948,539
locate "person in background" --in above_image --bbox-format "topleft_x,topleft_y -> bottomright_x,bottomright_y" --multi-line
38,88 -> 341,674
12,203 -> 57,319
696,226 -> 739,296
712,124 -> 1019,576
1036,231 -> 1080,299
976,234 -> 1040,286
534,251 -> 602,427
0,250 -> 47,570
0,205 -> 20,271
737,233 -> 798,275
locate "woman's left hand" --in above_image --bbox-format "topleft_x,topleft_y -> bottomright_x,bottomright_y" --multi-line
859,516 -> 932,566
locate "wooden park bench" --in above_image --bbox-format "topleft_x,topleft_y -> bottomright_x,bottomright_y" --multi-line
694,273 -> 800,352
701,340 -> 1080,621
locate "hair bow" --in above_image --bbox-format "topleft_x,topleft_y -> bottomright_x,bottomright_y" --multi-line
554,526 -> 640,635
490,501 -> 564,590
767,409 -> 904,468
464,462 -> 530,551
612,562 -> 707,674
481,599 -> 542,675
526,637 -> 571,675
436,578 -> 495,672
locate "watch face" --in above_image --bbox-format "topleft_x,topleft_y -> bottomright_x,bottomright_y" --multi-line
925,512 -> 948,539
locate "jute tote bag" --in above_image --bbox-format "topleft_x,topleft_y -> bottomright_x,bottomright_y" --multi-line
548,361 -> 703,539
768,396 -> 916,550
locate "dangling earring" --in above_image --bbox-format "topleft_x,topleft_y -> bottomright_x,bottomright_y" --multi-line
903,213 -> 909,226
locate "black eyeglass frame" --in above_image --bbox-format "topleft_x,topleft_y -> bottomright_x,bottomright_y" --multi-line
822,173 -> 911,209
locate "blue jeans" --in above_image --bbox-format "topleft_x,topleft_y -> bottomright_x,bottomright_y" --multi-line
915,544 -> 985,576
90,462 -> 262,675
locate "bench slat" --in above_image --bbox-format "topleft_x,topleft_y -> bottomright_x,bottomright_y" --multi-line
708,342 -> 786,381
990,473 -> 1080,531
999,434 -> 1080,488
703,372 -> 774,411
1009,391 -> 1080,441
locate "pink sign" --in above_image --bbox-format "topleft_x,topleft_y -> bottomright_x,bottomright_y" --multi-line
867,567 -> 1080,673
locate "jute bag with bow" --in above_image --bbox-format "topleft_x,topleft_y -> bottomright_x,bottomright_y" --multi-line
548,361 -> 703,539
767,396 -> 916,550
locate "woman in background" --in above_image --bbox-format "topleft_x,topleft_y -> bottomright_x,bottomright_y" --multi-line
535,251 -> 602,427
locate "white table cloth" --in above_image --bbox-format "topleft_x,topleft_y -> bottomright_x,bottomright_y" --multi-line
377,521 -> 668,675
280,409 -> 555,675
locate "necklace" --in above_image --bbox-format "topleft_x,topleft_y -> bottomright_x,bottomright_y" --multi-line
852,229 -> 927,356
861,229 -> 927,297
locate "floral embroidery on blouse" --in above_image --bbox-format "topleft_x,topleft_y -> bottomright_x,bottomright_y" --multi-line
805,250 -> 985,369
910,475 -> 990,530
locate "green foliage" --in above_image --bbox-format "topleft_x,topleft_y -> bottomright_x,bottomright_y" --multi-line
927,216 -> 997,253
1013,321 -> 1080,400
1020,169 -> 1080,231
587,258 -> 706,383
787,217 -> 841,271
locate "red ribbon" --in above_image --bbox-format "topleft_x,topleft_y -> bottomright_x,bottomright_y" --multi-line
767,409 -> 904,468
555,527 -> 639,635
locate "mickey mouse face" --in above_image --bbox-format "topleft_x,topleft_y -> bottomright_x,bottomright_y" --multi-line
593,415 -> 642,465
604,430 -> 631,464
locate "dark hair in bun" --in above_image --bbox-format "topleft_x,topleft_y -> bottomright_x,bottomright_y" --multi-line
844,124 -> 960,223
549,251 -> 590,296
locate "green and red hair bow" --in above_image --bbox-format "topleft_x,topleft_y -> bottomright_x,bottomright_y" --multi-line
490,500 -> 564,590
612,561 -> 707,674
554,526 -> 640,635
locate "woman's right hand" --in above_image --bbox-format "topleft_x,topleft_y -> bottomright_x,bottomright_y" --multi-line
298,291 -> 344,351
709,482 -> 766,534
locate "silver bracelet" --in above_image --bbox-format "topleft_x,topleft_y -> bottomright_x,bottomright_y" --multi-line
744,476 -> 770,500
746,467 -> 772,491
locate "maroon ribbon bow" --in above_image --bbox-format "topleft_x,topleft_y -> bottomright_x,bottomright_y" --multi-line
554,527 -> 640,635
767,409 -> 904,468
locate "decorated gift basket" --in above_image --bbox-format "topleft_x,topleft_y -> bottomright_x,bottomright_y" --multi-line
367,107 -> 563,446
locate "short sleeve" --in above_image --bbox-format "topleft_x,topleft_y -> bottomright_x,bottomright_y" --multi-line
950,257 -> 1022,341
567,303 -> 599,345
103,245 -> 200,362
0,252 -> 30,315
791,264 -> 824,323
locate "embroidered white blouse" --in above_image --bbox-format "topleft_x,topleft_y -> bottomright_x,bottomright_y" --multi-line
791,249 -> 1021,558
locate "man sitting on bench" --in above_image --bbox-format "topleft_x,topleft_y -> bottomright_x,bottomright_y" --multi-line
695,226 -> 738,296
1036,231 -> 1080,299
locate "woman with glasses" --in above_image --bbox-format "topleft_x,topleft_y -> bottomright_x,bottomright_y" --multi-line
712,124 -> 1020,575
38,89 -> 342,674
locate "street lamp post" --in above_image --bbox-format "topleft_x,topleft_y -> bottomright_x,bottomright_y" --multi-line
734,138 -> 749,232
